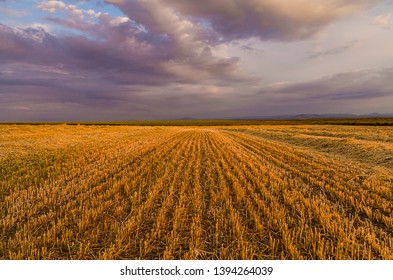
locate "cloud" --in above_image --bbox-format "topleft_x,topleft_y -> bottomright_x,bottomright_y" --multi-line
37,1 -> 99,19
87,9 -> 101,18
258,68 -> 393,101
0,7 -> 29,17
37,0 -> 67,13
1,0 -> 391,121
12,106 -> 30,110
67,5 -> 84,18
106,0 -> 382,42
371,14 -> 392,29
109,16 -> 129,26
0,5 -> 244,85
310,40 -> 361,59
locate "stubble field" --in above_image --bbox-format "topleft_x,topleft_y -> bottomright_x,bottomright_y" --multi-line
1,123 -> 392,259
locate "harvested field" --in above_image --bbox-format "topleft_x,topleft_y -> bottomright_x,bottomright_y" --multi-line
0,124 -> 392,259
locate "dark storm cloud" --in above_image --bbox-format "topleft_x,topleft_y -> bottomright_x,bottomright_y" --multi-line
0,22 -> 165,82
0,5 -> 246,122
0,14 -> 242,86
1,0 -> 390,121
1,0 -> 383,88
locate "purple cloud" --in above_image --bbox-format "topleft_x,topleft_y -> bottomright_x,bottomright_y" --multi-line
107,0 -> 382,42
0,3 -> 246,121
0,14 -> 243,86
257,68 -> 393,101
0,0 -> 391,121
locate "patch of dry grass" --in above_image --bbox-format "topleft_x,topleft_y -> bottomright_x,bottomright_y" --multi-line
1,125 -> 392,259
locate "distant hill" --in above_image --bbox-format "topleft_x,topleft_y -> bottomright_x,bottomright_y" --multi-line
236,113 -> 393,120
178,117 -> 194,120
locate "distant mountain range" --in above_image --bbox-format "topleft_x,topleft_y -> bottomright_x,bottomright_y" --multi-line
176,113 -> 393,121
235,113 -> 393,120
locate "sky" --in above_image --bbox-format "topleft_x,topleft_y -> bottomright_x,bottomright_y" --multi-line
0,0 -> 392,121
